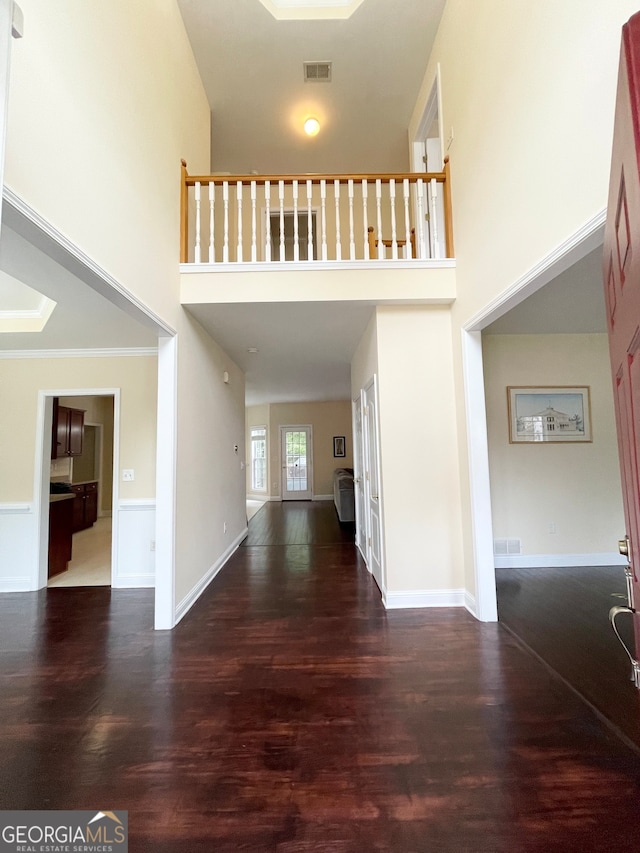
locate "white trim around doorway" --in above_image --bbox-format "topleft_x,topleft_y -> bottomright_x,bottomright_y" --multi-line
461,209 -> 607,622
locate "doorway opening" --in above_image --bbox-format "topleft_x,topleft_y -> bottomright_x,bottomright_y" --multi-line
38,390 -> 119,590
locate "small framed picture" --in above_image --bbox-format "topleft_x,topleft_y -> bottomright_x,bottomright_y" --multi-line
507,386 -> 592,443
333,436 -> 346,457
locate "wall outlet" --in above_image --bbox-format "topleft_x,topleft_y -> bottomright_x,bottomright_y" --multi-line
234,444 -> 239,454
150,540 -> 156,552
549,522 -> 557,534
223,521 -> 227,533
122,469 -> 135,482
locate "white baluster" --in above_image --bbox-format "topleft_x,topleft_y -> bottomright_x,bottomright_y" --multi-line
278,180 -> 285,262
389,179 -> 398,259
223,181 -> 230,263
208,182 -> 215,263
306,180 -> 313,261
194,182 -> 202,264
293,180 -> 299,262
416,179 -> 426,259
430,178 -> 440,260
334,179 -> 341,261
362,179 -> 369,260
236,181 -> 243,263
265,181 -> 271,262
375,179 -> 383,259
250,181 -> 257,263
403,178 -> 411,259
320,180 -> 327,261
348,179 -> 355,260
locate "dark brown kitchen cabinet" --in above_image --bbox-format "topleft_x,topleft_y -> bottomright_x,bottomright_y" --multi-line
71,481 -> 98,532
48,496 -> 74,578
51,399 -> 85,459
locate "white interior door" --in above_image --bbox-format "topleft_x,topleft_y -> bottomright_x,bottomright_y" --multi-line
280,425 -> 312,500
352,394 -> 367,559
363,379 -> 383,590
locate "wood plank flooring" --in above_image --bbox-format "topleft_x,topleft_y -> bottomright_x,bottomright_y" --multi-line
1,503 -> 640,852
496,564 -> 640,749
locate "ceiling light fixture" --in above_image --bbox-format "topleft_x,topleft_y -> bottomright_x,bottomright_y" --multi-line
247,347 -> 259,353
304,117 -> 320,137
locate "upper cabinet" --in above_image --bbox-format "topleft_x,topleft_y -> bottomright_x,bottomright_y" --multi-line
52,399 -> 85,459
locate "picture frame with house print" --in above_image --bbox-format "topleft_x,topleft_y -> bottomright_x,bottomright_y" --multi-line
507,386 -> 592,443
333,436 -> 346,457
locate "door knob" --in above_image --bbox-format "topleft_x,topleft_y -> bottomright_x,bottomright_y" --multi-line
618,537 -> 630,558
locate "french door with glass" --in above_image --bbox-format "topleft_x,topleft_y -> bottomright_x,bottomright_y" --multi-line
280,425 -> 312,500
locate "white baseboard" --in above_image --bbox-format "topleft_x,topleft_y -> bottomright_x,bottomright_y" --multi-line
383,588 -> 466,609
494,552 -> 626,569
0,504 -> 37,591
464,591 -> 478,617
174,526 -> 248,626
114,500 -> 156,588
313,494 -> 333,501
246,493 -> 268,501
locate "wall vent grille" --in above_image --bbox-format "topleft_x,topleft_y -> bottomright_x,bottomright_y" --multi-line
494,538 -> 522,556
304,61 -> 332,82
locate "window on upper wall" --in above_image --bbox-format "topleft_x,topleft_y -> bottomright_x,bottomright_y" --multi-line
250,427 -> 267,492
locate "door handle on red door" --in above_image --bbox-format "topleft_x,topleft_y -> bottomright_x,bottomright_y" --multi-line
618,536 -> 630,557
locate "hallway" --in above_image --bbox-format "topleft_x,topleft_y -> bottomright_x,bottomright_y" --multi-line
1,503 -> 640,852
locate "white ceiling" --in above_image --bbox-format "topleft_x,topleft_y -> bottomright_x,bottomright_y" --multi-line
483,247 -> 607,335
185,300 -> 374,404
177,0 -> 447,174
0,225 -> 158,352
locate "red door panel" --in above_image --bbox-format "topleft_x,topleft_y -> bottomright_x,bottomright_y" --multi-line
604,12 -> 640,670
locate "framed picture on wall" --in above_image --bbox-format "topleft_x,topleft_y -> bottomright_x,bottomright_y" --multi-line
333,436 -> 346,457
507,386 -> 592,443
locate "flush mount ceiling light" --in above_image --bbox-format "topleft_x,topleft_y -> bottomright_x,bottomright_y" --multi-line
304,117 -> 320,137
258,0 -> 365,21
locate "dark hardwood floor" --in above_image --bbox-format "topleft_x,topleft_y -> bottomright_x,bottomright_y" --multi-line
1,503 -> 640,852
496,564 -> 640,749
242,500 -> 355,546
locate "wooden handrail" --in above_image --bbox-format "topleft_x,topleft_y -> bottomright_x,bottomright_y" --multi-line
179,161 -> 455,261
183,171 -> 447,186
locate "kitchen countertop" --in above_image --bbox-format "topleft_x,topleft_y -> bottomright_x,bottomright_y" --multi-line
49,493 -> 75,503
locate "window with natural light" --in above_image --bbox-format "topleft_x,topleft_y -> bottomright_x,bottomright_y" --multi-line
251,427 -> 267,492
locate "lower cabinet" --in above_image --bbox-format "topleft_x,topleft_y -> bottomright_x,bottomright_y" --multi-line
71,481 -> 98,532
48,497 -> 74,578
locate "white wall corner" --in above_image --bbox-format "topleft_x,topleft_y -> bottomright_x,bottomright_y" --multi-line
173,526 -> 248,626
464,590 -> 477,617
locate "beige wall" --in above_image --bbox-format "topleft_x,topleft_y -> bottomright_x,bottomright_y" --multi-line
483,334 -> 624,556
375,306 -> 464,593
0,357 -> 157,502
246,400 -> 353,499
174,313 -> 245,606
5,0 -> 210,324
4,1 -> 249,617
408,0 -> 638,597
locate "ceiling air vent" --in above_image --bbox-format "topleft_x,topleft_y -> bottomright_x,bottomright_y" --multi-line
304,61 -> 332,83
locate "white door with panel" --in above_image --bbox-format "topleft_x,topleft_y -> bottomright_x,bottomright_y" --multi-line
280,426 -> 313,500
363,378 -> 383,590
352,394 -> 367,559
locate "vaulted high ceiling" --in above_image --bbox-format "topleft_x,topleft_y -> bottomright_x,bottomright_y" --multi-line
177,0 -> 447,174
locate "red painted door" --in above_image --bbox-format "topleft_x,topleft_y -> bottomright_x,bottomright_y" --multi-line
604,12 -> 640,687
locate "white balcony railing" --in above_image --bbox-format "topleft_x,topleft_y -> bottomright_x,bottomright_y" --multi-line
180,162 -> 454,265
